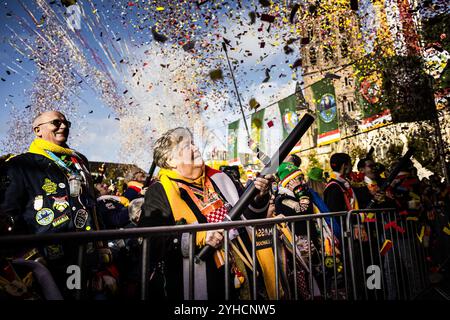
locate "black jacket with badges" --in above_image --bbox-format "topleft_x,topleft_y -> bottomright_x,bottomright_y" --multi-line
0,152 -> 96,235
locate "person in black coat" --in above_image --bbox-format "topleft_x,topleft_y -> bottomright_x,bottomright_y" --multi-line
0,111 -> 115,299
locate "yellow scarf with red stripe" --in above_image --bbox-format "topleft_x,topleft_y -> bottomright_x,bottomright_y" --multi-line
159,166 -> 279,299
158,167 -> 209,246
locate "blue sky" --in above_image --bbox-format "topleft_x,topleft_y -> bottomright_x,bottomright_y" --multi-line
0,0 -> 301,170
1,0 -> 445,170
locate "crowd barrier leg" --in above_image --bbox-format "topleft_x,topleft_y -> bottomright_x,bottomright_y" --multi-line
188,232 -> 195,300
252,227 -> 257,300
359,216 -> 368,299
291,222 -> 299,300
272,225 -> 280,300
346,216 -> 357,300
140,237 -> 148,301
374,216 -> 386,300
385,212 -> 402,299
320,220 -> 327,300
224,230 -> 230,300
305,221 -> 312,300
340,216 -> 349,299
330,218 -> 338,300
75,244 -> 85,300
365,221 -> 377,300
414,222 -> 429,290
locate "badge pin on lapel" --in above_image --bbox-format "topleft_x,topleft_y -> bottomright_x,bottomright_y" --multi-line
34,195 -> 44,211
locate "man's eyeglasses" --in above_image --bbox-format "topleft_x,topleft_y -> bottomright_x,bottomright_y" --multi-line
35,119 -> 71,129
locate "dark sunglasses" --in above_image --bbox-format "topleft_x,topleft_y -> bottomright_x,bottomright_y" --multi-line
36,119 -> 71,129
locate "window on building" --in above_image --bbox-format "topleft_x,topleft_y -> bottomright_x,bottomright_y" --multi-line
340,40 -> 348,58
348,77 -> 353,87
323,45 -> 333,62
322,17 -> 332,39
309,47 -> 317,65
308,26 -> 314,40
350,100 -> 355,112
338,17 -> 345,33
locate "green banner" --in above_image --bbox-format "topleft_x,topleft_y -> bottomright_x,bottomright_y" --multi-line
311,78 -> 340,145
277,94 -> 299,139
355,70 -> 388,120
227,120 -> 239,162
251,109 -> 265,152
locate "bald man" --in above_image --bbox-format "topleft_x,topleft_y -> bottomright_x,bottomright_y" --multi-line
0,110 -> 98,247
32,111 -> 71,147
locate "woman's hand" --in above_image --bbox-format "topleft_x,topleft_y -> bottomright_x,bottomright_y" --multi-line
254,174 -> 273,199
206,229 -> 224,248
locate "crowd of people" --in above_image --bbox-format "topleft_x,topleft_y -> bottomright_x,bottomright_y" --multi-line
0,111 -> 449,300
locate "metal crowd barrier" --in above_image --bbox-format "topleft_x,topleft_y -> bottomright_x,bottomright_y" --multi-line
346,209 -> 429,300
0,208 -> 429,300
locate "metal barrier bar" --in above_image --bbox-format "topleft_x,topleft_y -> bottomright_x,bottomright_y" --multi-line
140,237 -> 148,301
366,221 -> 376,300
346,208 -> 398,300
374,216 -> 386,300
251,227 -> 257,300
0,212 -> 349,246
409,220 -> 423,297
273,225 -> 279,300
413,222 -> 427,290
320,217 -> 327,300
189,232 -> 195,300
380,211 -> 392,299
75,244 -> 84,300
4,209 -> 426,301
346,215 -> 358,300
357,215 -> 368,300
330,217 -> 338,300
339,216 -> 349,299
305,221 -> 312,300
397,217 -> 413,300
224,230 -> 230,300
291,222 -> 298,300
387,211 -> 402,299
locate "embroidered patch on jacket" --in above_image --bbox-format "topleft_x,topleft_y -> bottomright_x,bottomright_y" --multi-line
52,214 -> 69,227
35,208 -> 54,226
52,196 -> 69,212
41,178 -> 57,195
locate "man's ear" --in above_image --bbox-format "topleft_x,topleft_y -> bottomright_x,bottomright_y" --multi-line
33,126 -> 42,137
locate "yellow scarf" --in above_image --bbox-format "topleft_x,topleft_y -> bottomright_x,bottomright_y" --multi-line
160,167 -> 281,299
158,167 -> 208,246
28,138 -> 74,159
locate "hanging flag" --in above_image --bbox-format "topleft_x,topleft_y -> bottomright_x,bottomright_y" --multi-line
355,70 -> 392,131
227,120 -> 240,165
311,78 -> 340,146
250,109 -> 265,157
278,94 -> 299,140
261,104 -> 282,157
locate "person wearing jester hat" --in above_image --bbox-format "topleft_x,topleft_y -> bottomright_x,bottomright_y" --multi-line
0,111 -> 115,299
273,162 -> 342,299
139,127 -> 276,300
